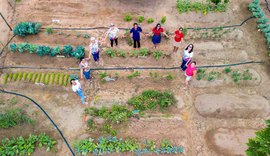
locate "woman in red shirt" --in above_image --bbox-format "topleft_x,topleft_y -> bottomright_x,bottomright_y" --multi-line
185,61 -> 197,86
173,27 -> 185,53
149,23 -> 169,48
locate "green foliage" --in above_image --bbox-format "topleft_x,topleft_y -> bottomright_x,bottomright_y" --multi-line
117,49 -> 126,57
105,48 -> 117,58
27,72 -> 33,82
45,28 -> 53,35
246,120 -> 270,156
28,44 -> 38,53
0,133 -> 56,155
139,48 -> 149,57
147,18 -> 154,24
55,73 -> 61,84
74,136 -> 184,155
231,71 -> 241,83
51,46 -> 61,57
137,16 -> 145,23
129,50 -> 139,57
128,90 -> 176,111
102,124 -> 117,136
183,28 -> 188,36
77,32 -> 81,37
45,73 -> 51,85
62,45 -> 73,57
17,43 -> 28,53
3,74 -> 9,84
127,38 -> 133,46
153,50 -> 163,60
257,17 -> 269,24
73,46 -> 85,59
224,67 -> 231,73
0,109 -> 33,129
12,73 -> 19,81
99,72 -> 108,79
22,72 -> 28,81
176,0 -> 228,14
161,16 -> 167,24
127,71 -> 141,79
9,43 -> 17,52
124,14 -> 132,22
63,74 -> 70,86
36,45 -> 51,56
166,73 -> 174,80
83,33 -> 90,38
86,119 -> 96,131
13,22 -> 41,36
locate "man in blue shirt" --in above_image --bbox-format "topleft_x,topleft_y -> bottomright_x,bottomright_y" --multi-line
130,23 -> 146,50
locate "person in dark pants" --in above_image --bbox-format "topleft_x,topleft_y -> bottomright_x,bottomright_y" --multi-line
79,57 -> 91,81
105,23 -> 120,47
88,37 -> 100,64
181,44 -> 194,71
148,23 -> 169,49
130,23 -> 146,50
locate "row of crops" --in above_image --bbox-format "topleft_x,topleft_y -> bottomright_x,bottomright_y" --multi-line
2,72 -> 74,86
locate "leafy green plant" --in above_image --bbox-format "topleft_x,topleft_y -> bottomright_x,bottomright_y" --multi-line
166,73 -> 174,80
246,120 -> 270,156
9,43 -> 17,52
128,90 -> 176,111
124,14 -> 132,22
28,44 -> 38,53
153,50 -> 163,60
77,32 -> 81,37
129,50 -> 139,57
73,46 -> 85,59
51,46 -> 61,57
231,71 -> 241,83
3,74 -> 9,84
99,72 -> 108,79
62,45 -> 73,57
83,33 -> 90,38
127,71 -> 141,79
13,22 -> 41,36
211,0 -> 221,5
102,124 -> 117,136
117,49 -> 126,57
36,45 -> 51,56
45,28 -> 53,35
0,133 -> 56,155
224,67 -> 231,73
86,119 -> 96,131
139,48 -> 149,57
137,16 -> 145,23
147,18 -> 154,24
0,109 -> 33,128
17,43 -> 28,53
196,68 -> 206,80
161,16 -> 167,24
105,48 -> 117,58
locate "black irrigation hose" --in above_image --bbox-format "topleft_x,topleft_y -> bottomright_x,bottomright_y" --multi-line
266,0 -> 270,13
0,89 -> 76,156
0,34 -> 16,56
0,61 -> 264,71
41,16 -> 255,31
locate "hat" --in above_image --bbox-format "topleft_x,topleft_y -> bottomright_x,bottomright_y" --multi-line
110,23 -> 114,27
90,37 -> 95,41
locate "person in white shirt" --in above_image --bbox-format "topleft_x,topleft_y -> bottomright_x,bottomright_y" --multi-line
105,23 -> 120,47
70,79 -> 88,105
89,37 -> 100,63
181,44 -> 194,71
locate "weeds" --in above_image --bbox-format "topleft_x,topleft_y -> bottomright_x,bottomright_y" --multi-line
153,50 -> 163,60
0,109 -> 33,129
127,71 -> 141,79
166,73 -> 174,80
45,28 -> 53,35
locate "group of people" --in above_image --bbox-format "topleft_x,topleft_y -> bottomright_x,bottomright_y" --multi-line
70,23 -> 197,105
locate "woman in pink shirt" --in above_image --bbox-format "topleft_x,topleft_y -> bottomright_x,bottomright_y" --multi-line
185,61 -> 197,86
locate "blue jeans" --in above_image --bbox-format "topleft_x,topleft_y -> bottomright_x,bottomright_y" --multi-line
181,58 -> 188,71
76,89 -> 85,104
92,52 -> 99,62
83,70 -> 91,80
152,35 -> 161,45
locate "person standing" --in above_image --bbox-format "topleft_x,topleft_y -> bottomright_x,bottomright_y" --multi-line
70,79 -> 88,105
173,27 -> 185,53
89,37 -> 100,63
130,23 -> 146,50
105,23 -> 120,48
181,44 -> 194,71
185,61 -> 197,86
79,57 -> 91,81
149,23 -> 169,49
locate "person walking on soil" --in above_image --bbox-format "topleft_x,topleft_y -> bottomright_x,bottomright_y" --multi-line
70,79 -> 88,105
185,61 -> 197,87
104,23 -> 120,48
148,23 -> 169,49
181,44 -> 194,71
173,27 -> 185,53
79,57 -> 91,81
130,23 -> 146,50
89,37 -> 100,64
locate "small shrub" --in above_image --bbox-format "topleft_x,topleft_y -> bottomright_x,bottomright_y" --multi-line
73,46 -> 85,59
35,73 -> 41,83
124,14 -> 132,22
27,72 -> 33,82
9,43 -> 17,52
51,46 -> 61,57
36,46 -> 51,56
45,73 -> 51,85
118,49 -> 126,57
139,48 -> 149,57
161,16 -> 167,24
137,16 -> 145,23
3,74 -> 9,84
127,71 -> 141,79
32,73 -> 38,82
153,50 -> 163,60
13,22 -> 41,36
41,73 -> 46,84
12,73 -> 19,81
62,45 -> 73,57
224,67 -> 231,73
86,119 -> 96,131
147,18 -> 154,24
129,50 -> 139,57
102,124 -> 117,136
127,38 -> 133,46
17,72 -> 23,81
45,28 -> 53,35
50,73 -> 55,85
257,17 -> 269,24
17,43 -> 27,53
55,73 -> 61,85
105,48 -> 117,58
22,72 -> 28,81
83,33 -> 90,38
28,44 -> 38,53
166,73 -> 174,80
0,109 -> 33,128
